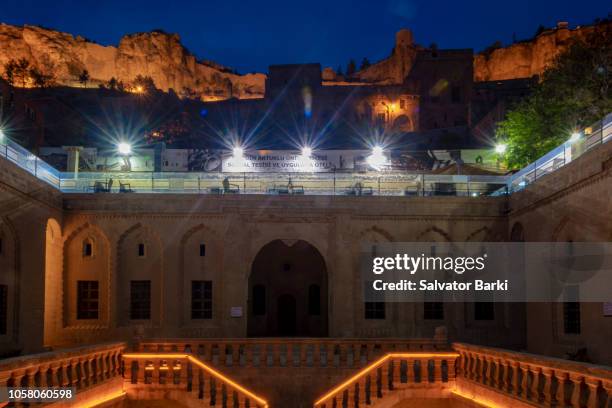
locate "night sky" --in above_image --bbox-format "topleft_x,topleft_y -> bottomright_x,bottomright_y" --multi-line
1,0 -> 610,74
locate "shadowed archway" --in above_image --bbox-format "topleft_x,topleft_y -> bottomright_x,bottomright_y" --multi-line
248,239 -> 328,337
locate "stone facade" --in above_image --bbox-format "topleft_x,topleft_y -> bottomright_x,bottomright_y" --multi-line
0,130 -> 611,367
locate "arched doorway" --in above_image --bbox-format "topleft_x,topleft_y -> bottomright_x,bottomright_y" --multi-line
248,239 -> 328,337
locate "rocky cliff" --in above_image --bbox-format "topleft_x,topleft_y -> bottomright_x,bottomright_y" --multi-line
473,22 -> 605,81
0,24 -> 265,99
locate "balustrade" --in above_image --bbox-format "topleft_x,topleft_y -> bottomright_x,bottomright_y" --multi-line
122,352 -> 268,408
454,343 -> 612,408
313,352 -> 459,408
138,337 -> 449,371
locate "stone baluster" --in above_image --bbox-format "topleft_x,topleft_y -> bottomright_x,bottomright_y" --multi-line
433,359 -> 443,383
468,353 -> 476,381
418,358 -> 426,385
511,361 -> 520,396
520,364 -> 530,399
226,386 -> 235,408
407,359 -> 415,384
530,366 -> 541,403
24,369 -> 36,388
232,343 -> 240,367
39,365 -> 49,388
180,359 -> 188,387
379,361 -> 389,397
601,381 -> 612,408
152,361 -> 161,385
60,363 -> 70,387
569,374 -> 584,408
541,368 -> 554,406
214,378 -> 223,407
70,360 -> 79,388
49,364 -> 60,387
391,359 -> 401,389
85,357 -> 94,386
447,358 -> 457,382
11,371 -> 26,389
485,357 -> 495,387
585,377 -> 601,408
246,344 -> 254,368
358,375 -> 367,406
501,360 -> 511,393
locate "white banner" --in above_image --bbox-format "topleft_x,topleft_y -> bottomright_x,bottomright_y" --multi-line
222,150 -> 370,173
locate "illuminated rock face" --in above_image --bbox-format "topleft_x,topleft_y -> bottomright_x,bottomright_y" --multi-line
0,24 -> 266,99
473,23 -> 607,81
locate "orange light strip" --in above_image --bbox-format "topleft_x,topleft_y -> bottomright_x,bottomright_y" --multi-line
123,353 -> 268,407
314,352 -> 459,406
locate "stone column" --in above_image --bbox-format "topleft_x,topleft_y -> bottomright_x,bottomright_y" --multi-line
62,146 -> 83,174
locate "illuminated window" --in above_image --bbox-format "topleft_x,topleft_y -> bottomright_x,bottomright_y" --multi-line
308,284 -> 321,316
253,285 -> 266,316
77,281 -> 99,319
0,285 -> 7,334
365,302 -> 385,319
130,281 -> 151,320
191,281 -> 212,319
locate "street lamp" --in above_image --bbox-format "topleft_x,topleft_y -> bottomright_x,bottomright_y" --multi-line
494,143 -> 507,154
118,142 -> 132,156
569,132 -> 581,143
232,145 -> 244,158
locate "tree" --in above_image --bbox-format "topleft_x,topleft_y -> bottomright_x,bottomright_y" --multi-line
3,60 -> 17,85
107,77 -> 118,90
346,59 -> 357,76
360,57 -> 371,71
132,75 -> 157,93
29,67 -> 52,87
78,69 -> 90,87
496,27 -> 612,169
13,58 -> 31,87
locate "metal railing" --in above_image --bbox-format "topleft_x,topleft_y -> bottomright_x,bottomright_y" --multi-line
505,112 -> 612,193
1,112 -> 610,197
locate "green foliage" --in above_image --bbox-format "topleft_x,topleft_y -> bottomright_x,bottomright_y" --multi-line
496,27 -> 612,169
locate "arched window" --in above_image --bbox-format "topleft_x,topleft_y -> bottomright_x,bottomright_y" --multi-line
253,285 -> 266,316
308,284 -> 321,316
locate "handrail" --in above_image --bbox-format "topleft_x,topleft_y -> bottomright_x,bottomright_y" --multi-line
313,352 -> 459,408
123,352 -> 268,407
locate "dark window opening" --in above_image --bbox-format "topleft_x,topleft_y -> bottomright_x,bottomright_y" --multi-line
308,284 -> 321,316
199,244 -> 206,257
138,243 -> 145,257
0,285 -> 7,334
424,302 -> 444,320
130,281 -> 151,320
83,241 -> 93,257
563,285 -> 580,334
77,281 -> 99,320
191,280 -> 212,319
365,302 -> 385,319
474,302 -> 495,320
282,263 -> 291,272
253,285 -> 266,316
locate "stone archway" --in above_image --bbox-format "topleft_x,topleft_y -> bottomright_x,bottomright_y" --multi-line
248,239 -> 328,337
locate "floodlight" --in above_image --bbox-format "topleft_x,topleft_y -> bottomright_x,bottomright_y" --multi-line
301,146 -> 312,157
494,143 -> 507,154
232,145 -> 244,157
569,132 -> 581,143
118,142 -> 132,155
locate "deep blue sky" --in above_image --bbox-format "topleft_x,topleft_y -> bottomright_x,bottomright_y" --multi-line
1,0 -> 609,74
